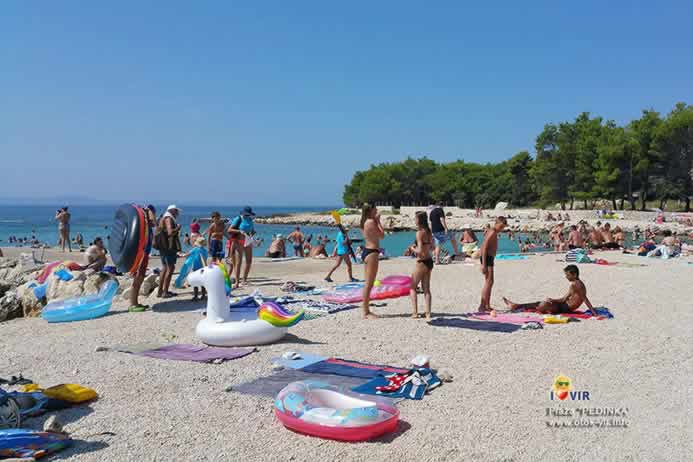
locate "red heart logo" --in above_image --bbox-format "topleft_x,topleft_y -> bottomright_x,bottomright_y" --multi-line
557,391 -> 568,400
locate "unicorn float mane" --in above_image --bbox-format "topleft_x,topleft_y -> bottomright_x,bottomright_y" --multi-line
257,301 -> 304,327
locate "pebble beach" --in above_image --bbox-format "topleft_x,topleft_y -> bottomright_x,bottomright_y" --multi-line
1,246 -> 691,461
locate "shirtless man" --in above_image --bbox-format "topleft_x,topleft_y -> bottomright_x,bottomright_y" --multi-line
82,237 -> 107,272
600,223 -> 620,249
503,264 -> 596,315
205,211 -> 226,263
589,225 -> 604,249
266,234 -> 287,258
55,207 -> 71,252
479,216 -> 507,311
288,227 -> 305,257
567,225 -> 585,249
361,204 -> 385,319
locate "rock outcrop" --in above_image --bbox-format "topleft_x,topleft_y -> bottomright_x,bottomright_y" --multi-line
0,290 -> 22,322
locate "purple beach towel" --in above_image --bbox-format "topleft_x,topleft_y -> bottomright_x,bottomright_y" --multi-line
136,344 -> 256,363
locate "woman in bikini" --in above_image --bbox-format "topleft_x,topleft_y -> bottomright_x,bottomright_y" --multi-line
410,211 -> 433,319
360,203 -> 384,319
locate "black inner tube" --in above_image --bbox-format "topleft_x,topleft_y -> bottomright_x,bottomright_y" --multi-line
108,204 -> 142,273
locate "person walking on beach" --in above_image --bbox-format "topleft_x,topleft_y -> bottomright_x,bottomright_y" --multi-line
228,206 -> 256,288
429,204 -> 460,263
324,227 -> 356,282
130,205 -> 156,312
410,211 -> 433,320
205,211 -> 225,263
479,216 -> 507,312
361,204 -> 384,319
55,207 -> 71,252
156,205 -> 182,298
288,227 -> 305,257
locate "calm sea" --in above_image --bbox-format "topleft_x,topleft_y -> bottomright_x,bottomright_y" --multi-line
0,204 -> 530,256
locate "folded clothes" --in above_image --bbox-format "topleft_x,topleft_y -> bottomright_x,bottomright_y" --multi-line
300,358 -> 409,379
352,368 -> 442,400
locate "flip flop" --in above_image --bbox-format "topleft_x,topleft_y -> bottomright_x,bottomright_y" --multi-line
128,305 -> 148,312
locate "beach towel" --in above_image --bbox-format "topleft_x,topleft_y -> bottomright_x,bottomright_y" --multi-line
272,352 -> 328,370
134,344 -> 255,363
352,368 -> 441,400
470,312 -> 544,325
278,298 -> 356,315
495,255 -> 528,261
300,358 -> 409,379
0,429 -> 72,459
428,318 -> 521,333
231,369 -> 373,399
518,306 -> 614,320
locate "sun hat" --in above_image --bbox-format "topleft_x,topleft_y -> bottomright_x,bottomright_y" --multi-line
167,204 -> 182,212
241,206 -> 255,217
276,234 -> 284,239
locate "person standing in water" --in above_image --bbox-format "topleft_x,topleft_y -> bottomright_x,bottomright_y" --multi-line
410,211 -> 433,320
55,207 -> 71,252
287,227 -> 305,257
478,216 -> 507,312
360,204 -> 384,319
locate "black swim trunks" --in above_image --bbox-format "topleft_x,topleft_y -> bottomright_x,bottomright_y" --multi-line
418,257 -> 434,271
361,247 -> 379,261
480,255 -> 495,267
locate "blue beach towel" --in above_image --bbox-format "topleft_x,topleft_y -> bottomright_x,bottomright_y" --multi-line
495,255 -> 528,261
352,368 -> 441,400
428,317 -> 521,333
300,358 -> 409,379
272,352 -> 327,370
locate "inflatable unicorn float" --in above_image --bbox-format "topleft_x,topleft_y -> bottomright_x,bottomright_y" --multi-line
187,263 -> 303,347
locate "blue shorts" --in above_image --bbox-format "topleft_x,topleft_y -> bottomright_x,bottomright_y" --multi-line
161,254 -> 178,267
433,231 -> 450,245
209,239 -> 224,258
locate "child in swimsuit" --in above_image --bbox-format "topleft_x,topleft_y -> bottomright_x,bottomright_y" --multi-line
206,211 -> 226,263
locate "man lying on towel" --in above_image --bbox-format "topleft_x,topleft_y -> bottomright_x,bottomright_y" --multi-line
502,264 -> 597,315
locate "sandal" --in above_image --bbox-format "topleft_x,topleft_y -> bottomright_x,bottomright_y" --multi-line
128,305 -> 148,312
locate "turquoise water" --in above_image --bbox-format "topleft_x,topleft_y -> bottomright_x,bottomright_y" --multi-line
0,205 -> 532,256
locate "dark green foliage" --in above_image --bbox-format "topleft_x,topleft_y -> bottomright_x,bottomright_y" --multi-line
343,103 -> 693,211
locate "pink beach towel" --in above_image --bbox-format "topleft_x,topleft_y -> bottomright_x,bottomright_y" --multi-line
470,312 -> 544,325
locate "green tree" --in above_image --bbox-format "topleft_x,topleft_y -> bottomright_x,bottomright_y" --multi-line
655,103 -> 693,211
629,110 -> 663,210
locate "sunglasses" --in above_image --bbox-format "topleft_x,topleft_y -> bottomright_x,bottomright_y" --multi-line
556,381 -> 570,387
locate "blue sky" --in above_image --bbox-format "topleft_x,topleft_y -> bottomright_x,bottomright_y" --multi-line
1,1 -> 691,205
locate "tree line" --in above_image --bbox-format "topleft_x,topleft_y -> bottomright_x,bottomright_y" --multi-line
343,103 -> 693,211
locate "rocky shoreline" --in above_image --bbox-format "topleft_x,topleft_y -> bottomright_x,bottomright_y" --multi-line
256,207 -> 693,235
0,255 -> 150,323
